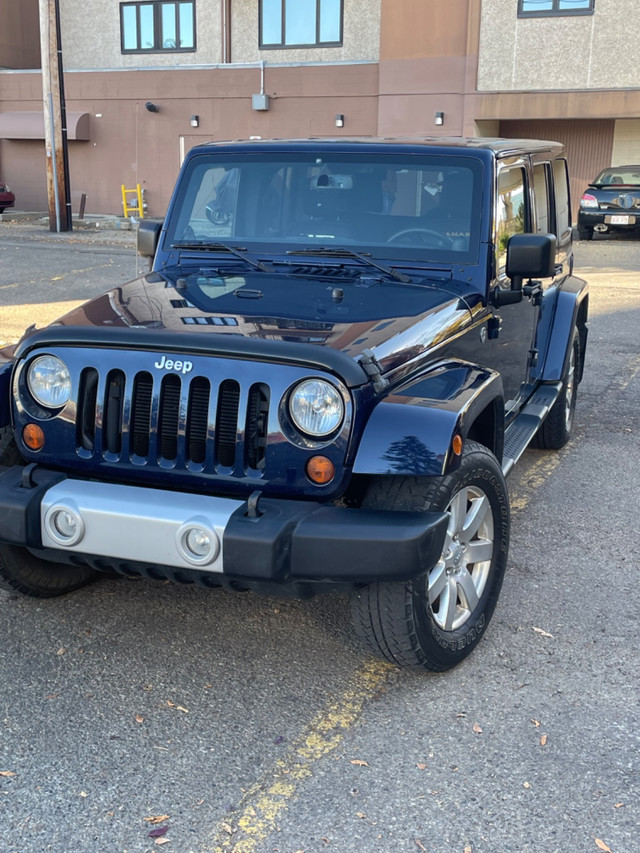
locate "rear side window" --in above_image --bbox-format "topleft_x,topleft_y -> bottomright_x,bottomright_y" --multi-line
533,163 -> 553,234
553,158 -> 571,234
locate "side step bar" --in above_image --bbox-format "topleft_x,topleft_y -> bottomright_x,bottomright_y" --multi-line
502,382 -> 563,477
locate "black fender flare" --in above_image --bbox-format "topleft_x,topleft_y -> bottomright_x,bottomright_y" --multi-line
537,276 -> 588,383
352,361 -> 504,477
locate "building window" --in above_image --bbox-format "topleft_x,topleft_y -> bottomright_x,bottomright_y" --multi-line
121,1 -> 195,53
518,0 -> 594,16
260,0 -> 343,48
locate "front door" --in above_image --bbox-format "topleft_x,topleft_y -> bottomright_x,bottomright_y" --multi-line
485,162 -> 539,417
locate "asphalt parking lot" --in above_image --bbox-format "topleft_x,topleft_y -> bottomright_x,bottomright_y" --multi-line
0,222 -> 638,853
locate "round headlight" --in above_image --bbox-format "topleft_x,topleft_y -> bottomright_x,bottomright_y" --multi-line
289,379 -> 344,437
27,355 -> 71,409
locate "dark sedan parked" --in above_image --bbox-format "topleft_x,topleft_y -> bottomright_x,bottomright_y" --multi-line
577,166 -> 640,240
0,181 -> 15,214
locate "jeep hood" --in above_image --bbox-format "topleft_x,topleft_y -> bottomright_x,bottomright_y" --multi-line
15,267 -> 481,373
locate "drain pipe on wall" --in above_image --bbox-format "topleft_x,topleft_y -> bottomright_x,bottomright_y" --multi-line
221,0 -> 231,63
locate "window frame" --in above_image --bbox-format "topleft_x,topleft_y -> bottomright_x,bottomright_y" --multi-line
120,1 -> 196,54
518,0 -> 594,17
259,0 -> 344,50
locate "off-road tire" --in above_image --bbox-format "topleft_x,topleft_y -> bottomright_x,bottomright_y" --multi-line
534,328 -> 580,450
350,441 -> 510,671
0,426 -> 98,598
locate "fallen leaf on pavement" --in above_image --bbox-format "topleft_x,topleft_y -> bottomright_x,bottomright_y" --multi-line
595,840 -> 612,852
221,822 -> 234,835
532,627 -> 554,638
614,802 -> 624,809
149,826 -> 169,838
166,701 -> 189,713
415,840 -> 427,852
350,759 -> 369,767
523,782 -> 531,789
472,723 -> 483,734
540,734 -> 548,746
135,715 -> 144,724
155,839 -> 170,847
531,719 -> 541,727
464,846 -> 472,853
0,771 -> 16,777
416,763 -> 427,770
144,815 -> 170,824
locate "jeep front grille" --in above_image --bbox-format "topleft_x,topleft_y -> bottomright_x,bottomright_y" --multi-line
76,367 -> 270,474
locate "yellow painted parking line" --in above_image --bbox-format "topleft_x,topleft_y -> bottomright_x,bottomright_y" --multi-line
207,659 -> 394,853
203,348 -> 640,852
509,450 -> 566,514
618,354 -> 640,392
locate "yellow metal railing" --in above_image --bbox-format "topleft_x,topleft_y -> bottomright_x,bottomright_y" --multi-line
121,183 -> 144,218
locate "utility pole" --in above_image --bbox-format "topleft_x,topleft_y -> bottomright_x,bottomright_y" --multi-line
39,0 -> 72,232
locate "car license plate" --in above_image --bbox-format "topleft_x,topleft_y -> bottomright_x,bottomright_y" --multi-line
608,214 -> 632,225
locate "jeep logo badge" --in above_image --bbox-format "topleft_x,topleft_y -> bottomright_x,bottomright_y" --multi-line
154,355 -> 193,375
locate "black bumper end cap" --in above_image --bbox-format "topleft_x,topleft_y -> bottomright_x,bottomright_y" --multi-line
0,465 -> 67,547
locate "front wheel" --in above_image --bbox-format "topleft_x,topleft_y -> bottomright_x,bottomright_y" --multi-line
350,441 -> 510,671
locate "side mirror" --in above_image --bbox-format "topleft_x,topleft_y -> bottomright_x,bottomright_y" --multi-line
137,219 -> 163,260
506,233 -> 557,282
493,233 -> 557,308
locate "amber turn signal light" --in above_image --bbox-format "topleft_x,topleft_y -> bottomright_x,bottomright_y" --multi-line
306,455 -> 335,485
23,423 -> 45,451
452,434 -> 463,456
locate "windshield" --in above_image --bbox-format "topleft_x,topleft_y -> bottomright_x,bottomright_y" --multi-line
165,151 -> 484,264
593,167 -> 640,187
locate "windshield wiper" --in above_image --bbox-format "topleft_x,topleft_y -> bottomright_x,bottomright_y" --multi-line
286,247 -> 412,283
173,241 -> 273,272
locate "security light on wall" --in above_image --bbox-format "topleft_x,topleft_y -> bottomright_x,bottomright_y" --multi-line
145,102 -> 159,113
434,111 -> 444,126
335,114 -> 344,128
190,115 -> 199,127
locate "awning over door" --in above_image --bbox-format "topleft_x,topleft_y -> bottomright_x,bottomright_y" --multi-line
0,111 -> 90,140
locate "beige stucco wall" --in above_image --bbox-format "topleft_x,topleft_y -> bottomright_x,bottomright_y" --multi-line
611,120 -> 640,165
60,0 -> 380,70
478,0 -> 640,91
60,0 -> 221,69
231,0 -> 381,63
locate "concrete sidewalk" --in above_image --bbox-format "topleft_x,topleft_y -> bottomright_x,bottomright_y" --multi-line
0,212 -> 138,247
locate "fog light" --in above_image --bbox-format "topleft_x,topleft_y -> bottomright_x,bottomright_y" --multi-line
54,510 -> 77,538
186,527 -> 211,558
44,502 -> 85,546
176,519 -> 219,566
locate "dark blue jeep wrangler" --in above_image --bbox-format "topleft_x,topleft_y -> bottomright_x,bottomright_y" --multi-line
0,138 -> 588,671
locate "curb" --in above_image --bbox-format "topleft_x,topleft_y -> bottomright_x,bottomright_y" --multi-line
0,211 -> 139,232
